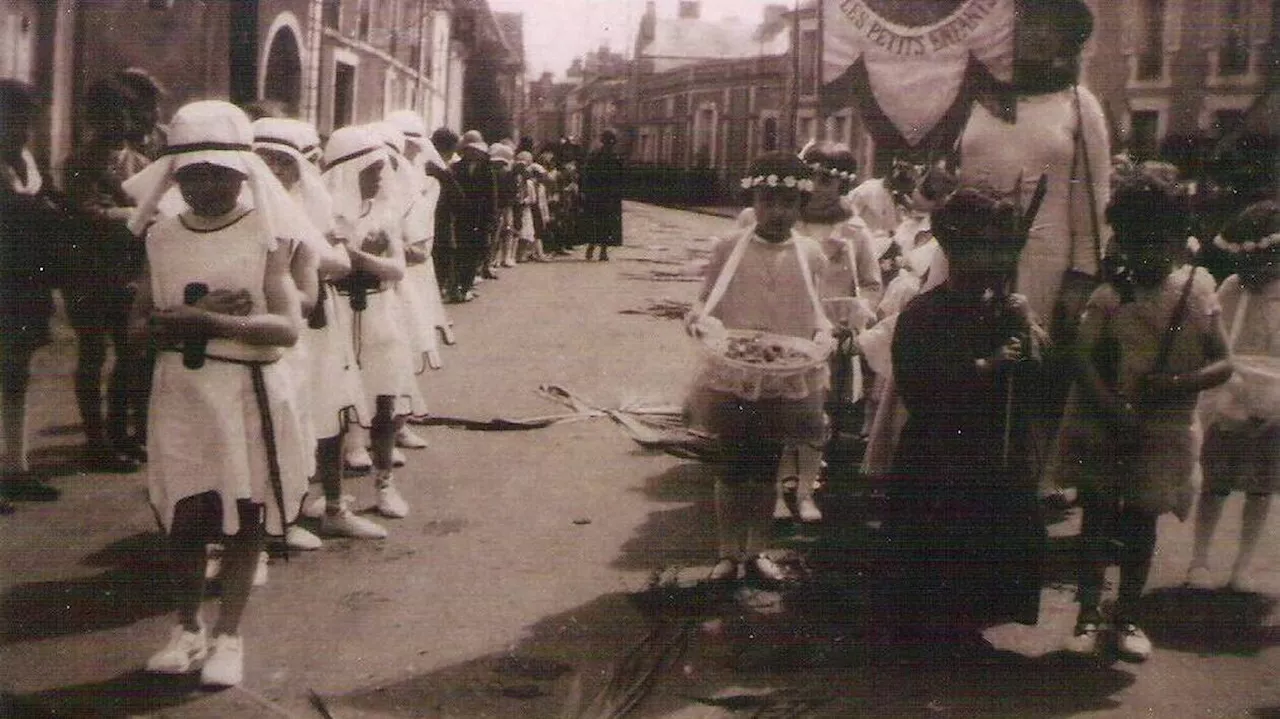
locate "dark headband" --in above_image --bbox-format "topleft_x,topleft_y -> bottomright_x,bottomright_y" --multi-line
254,135 -> 303,153
162,141 -> 252,156
323,144 -> 380,171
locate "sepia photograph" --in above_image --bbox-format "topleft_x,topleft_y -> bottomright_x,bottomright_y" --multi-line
0,0 -> 1277,716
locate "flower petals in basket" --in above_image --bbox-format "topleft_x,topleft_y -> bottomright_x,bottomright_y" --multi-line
696,326 -> 832,401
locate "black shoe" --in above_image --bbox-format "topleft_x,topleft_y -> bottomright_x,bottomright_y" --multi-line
84,445 -> 143,473
599,251 -> 609,261
0,478 -> 61,502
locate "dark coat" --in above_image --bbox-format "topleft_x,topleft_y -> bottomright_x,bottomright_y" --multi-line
885,285 -> 1046,631
450,157 -> 496,245
580,147 -> 624,247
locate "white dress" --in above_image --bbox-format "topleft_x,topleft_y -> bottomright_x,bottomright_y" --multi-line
413,175 -> 453,339
340,207 -> 425,420
957,86 -> 1111,321
146,208 -> 309,536
301,282 -> 370,438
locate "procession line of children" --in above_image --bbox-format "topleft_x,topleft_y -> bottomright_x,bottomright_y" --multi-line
117,100 -> 491,687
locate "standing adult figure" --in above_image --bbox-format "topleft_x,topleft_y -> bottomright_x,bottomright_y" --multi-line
448,131 -> 496,302
954,0 -> 1110,498
0,79 -> 66,506
956,0 -> 1110,330
580,129 -> 625,262
62,74 -> 158,470
429,127 -> 461,298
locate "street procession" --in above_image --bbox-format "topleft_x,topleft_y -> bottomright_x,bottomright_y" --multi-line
1,0 -> 1278,716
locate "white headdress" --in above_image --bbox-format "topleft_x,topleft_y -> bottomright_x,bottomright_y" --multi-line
385,109 -> 447,171
122,100 -> 306,249
366,121 -> 422,209
321,125 -> 388,227
252,116 -> 335,240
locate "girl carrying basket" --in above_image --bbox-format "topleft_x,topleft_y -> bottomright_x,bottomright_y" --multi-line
684,152 -> 832,584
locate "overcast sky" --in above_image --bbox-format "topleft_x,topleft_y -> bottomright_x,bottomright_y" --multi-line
486,0 -> 793,79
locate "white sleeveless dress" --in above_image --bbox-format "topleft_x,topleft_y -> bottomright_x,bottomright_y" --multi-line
145,208 -> 309,536
339,207 -> 425,420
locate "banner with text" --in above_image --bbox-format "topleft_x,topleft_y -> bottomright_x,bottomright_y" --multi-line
821,0 -> 1014,153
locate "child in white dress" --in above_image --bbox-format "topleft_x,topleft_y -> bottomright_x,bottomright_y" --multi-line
1188,201 -> 1280,592
686,152 -> 831,583
253,118 -> 384,541
124,101 -> 309,687
323,126 -> 420,520
734,142 -> 876,523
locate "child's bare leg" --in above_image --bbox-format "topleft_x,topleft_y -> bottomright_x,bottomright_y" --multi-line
794,442 -> 823,522
773,443 -> 798,520
1190,491 -> 1227,572
169,536 -> 207,632
316,435 -> 343,503
371,396 -> 409,517
211,508 -> 265,637
1231,493 -> 1272,584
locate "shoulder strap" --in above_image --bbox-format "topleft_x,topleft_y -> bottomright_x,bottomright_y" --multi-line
1226,286 -> 1250,350
1072,86 -> 1104,274
701,230 -> 753,316
1153,267 -> 1198,373
791,236 -> 830,330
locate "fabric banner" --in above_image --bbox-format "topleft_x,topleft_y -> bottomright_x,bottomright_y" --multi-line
821,0 -> 1015,151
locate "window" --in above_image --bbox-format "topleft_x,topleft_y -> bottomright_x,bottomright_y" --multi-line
729,87 -> 749,117
762,117 -> 779,152
1217,0 -> 1249,76
798,117 -> 816,145
829,115 -> 847,144
799,29 -> 818,96
333,60 -> 356,128
1136,0 -> 1165,81
358,0 -> 371,41
323,0 -> 341,29
694,106 -> 716,167
1130,110 -> 1160,159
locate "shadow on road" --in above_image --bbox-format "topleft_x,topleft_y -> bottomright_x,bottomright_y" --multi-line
316,460 -> 1140,718
1,532 -> 171,645
1139,585 -> 1279,657
4,671 -> 206,718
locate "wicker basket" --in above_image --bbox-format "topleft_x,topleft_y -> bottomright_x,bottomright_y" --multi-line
696,328 -> 831,401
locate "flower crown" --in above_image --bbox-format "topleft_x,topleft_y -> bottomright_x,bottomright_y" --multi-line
807,162 -> 856,183
1212,231 -> 1280,255
740,173 -> 815,192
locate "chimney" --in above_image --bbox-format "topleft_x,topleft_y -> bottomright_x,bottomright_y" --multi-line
678,1 -> 700,20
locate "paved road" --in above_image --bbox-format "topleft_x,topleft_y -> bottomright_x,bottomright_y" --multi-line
1,202 -> 1278,718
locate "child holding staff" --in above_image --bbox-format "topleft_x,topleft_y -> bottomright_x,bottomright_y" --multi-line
1060,173 -> 1232,662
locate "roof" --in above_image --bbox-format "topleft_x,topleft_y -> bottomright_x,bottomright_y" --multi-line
639,16 -> 789,69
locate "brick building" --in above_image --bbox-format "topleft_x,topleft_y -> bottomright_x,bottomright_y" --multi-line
1084,0 -> 1276,188
3,0 -> 525,184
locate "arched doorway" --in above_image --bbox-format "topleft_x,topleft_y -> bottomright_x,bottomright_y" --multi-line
262,26 -> 301,116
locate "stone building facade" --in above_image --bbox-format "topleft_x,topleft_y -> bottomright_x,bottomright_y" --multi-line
4,0 -> 524,183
